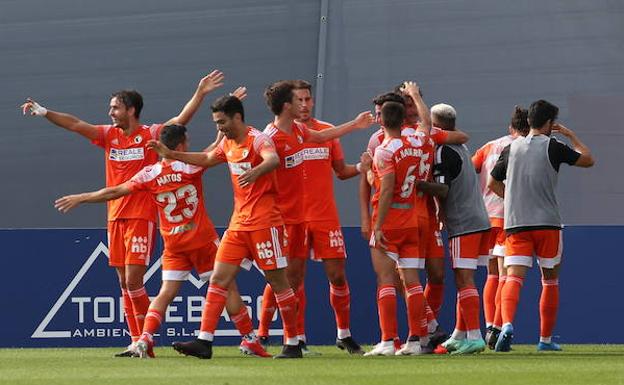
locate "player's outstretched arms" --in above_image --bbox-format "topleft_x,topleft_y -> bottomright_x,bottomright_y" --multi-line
147,140 -> 222,168
552,123 -> 595,168
238,149 -> 279,188
20,98 -> 99,140
165,70 -> 225,126
306,111 -> 375,143
55,184 -> 132,213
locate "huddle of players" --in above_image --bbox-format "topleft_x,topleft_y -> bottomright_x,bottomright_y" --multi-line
359,88 -> 593,356
23,70 -> 594,359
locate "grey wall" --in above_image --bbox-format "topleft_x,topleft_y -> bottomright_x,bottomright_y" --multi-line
2,0 -> 622,228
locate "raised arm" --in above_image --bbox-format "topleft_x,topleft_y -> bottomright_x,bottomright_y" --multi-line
402,81 -> 432,134
55,183 -> 132,213
552,124 -> 595,168
147,140 -> 223,168
164,70 -> 224,126
21,98 -> 99,140
305,112 -> 374,143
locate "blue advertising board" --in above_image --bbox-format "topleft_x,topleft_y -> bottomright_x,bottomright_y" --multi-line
0,226 -> 622,348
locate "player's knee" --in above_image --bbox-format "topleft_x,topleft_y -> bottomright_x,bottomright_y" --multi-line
426,270 -> 444,285
327,272 -> 346,286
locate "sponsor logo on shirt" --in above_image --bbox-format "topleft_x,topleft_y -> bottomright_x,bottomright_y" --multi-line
284,150 -> 304,168
109,148 -> 145,162
228,162 -> 252,176
302,147 -> 330,161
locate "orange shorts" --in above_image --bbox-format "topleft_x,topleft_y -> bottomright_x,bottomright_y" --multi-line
285,223 -> 307,259
449,230 -> 491,270
161,239 -> 220,282
426,219 -> 445,259
216,226 -> 288,271
305,220 -> 347,261
369,219 -> 428,269
504,229 -> 562,269
490,227 -> 506,257
107,219 -> 156,267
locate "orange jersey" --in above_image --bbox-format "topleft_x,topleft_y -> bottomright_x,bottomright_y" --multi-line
214,126 -> 283,231
92,124 -> 161,222
263,122 -> 309,224
371,135 -> 431,230
472,135 -> 515,224
128,160 -> 218,253
301,118 -> 343,222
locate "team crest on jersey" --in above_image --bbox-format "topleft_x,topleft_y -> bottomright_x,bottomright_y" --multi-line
242,149 -> 249,158
134,136 -> 143,144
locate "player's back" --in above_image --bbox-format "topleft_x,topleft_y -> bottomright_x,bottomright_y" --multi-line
130,160 -> 218,253
371,135 -> 429,230
219,127 -> 283,231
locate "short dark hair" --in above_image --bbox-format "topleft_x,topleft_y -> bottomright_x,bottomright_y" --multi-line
292,79 -> 312,92
372,92 -> 405,107
264,80 -> 295,115
528,99 -> 558,129
381,101 -> 405,129
111,90 -> 143,118
510,105 -> 530,136
211,95 -> 245,121
160,124 -> 187,150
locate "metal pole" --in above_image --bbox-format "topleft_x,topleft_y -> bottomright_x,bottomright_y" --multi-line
314,0 -> 329,120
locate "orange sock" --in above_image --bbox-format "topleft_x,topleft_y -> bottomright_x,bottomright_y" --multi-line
199,284 -> 228,337
424,283 -> 444,319
483,274 -> 499,327
275,288 -> 298,345
296,283 -> 306,337
458,286 -> 481,333
422,302 -> 435,335
141,308 -> 163,341
405,284 -> 425,338
455,294 -> 466,332
501,275 -> 524,325
330,283 -> 351,330
257,284 -> 276,338
231,305 -> 253,336
377,285 -> 397,341
122,289 -> 140,343
128,287 -> 150,336
540,279 -> 559,339
493,275 -> 506,328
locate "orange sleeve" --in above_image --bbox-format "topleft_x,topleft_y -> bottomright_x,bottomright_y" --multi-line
430,127 -> 449,145
213,140 -> 227,162
331,138 -> 345,161
375,148 -> 395,177
90,125 -> 110,148
472,146 -> 486,172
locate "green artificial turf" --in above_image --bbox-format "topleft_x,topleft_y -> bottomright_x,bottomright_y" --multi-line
1,345 -> 623,385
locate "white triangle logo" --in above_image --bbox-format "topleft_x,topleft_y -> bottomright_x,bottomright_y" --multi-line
31,242 -> 209,339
